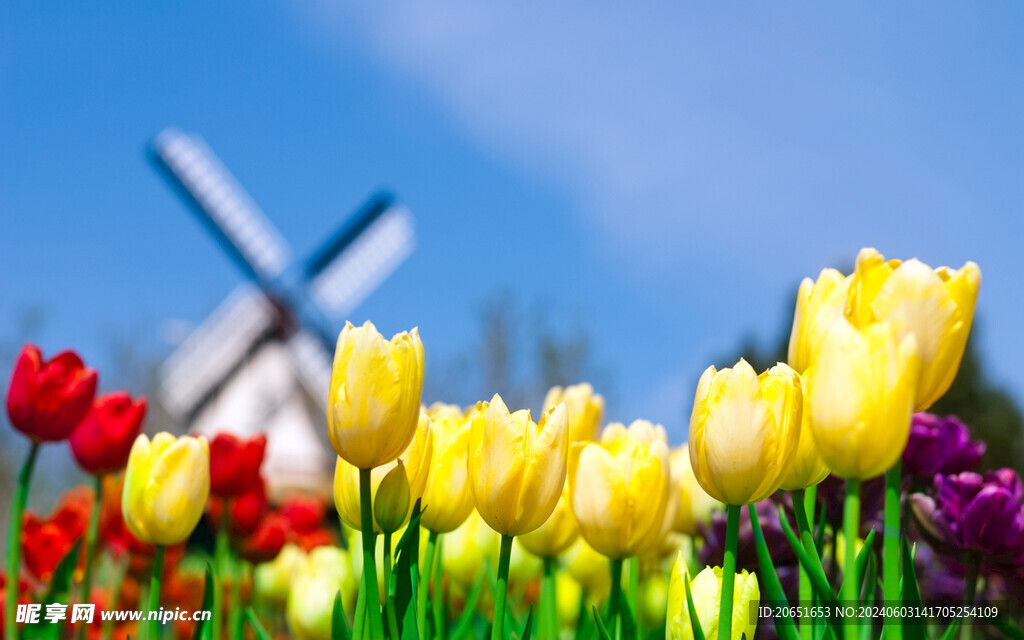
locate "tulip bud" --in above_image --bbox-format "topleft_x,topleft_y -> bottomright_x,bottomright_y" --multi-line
327,321 -> 424,469
69,392 -> 147,475
440,510 -> 500,588
374,461 -> 412,534
6,344 -> 97,442
670,446 -> 721,536
209,433 -> 266,497
334,412 -> 432,533
666,555 -> 759,640
689,360 -> 802,505
122,432 -> 210,546
807,319 -> 920,480
542,383 -> 605,443
420,404 -> 475,533
569,420 -> 671,559
468,395 -> 569,537
519,480 -> 578,558
240,512 -> 288,564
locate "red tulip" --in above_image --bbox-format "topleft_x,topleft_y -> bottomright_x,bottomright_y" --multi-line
240,513 -> 288,563
69,392 -> 147,474
229,480 -> 268,537
279,496 -> 326,533
6,345 -> 97,441
209,433 -> 266,496
21,514 -> 78,582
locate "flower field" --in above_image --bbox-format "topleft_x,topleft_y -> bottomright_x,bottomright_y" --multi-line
3,246 -> 1023,640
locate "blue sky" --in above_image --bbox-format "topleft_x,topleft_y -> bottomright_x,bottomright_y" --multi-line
2,3 -> 1022,442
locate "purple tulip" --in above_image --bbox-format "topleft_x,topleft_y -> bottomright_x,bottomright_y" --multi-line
903,413 -> 985,479
911,468 -> 1024,561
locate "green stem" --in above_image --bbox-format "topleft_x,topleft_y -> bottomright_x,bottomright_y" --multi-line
5,441 -> 39,640
147,545 -> 166,640
359,468 -> 385,640
102,557 -> 127,640
607,557 -> 623,640
212,509 -> 229,640
384,532 -> 399,640
719,505 -> 740,640
432,538 -> 444,640
628,556 -> 640,639
842,480 -> 861,640
791,489 -> 811,640
229,559 -> 243,640
962,554 -> 978,640
802,485 -> 817,640
883,463 -> 902,640
77,473 -> 104,640
418,530 -> 438,640
492,534 -> 514,640
542,557 -> 558,640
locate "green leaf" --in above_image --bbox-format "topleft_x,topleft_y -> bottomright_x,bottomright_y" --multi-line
937,619 -> 962,640
682,569 -> 706,640
450,570 -> 488,640
592,605 -> 613,640
853,529 -> 876,595
401,597 -> 419,640
519,609 -> 534,640
244,607 -> 273,640
900,536 -> 925,640
191,563 -> 216,640
334,590 -> 353,640
814,503 -> 828,559
777,507 -> 843,640
748,505 -> 798,640
394,500 -> 423,632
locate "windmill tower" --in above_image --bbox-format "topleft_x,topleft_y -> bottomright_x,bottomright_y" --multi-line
150,128 -> 414,498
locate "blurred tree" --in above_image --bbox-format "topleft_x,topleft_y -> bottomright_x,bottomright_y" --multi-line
424,291 -> 613,414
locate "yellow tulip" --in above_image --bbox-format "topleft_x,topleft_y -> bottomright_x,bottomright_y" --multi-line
254,543 -> 307,603
286,546 -> 355,640
468,394 -> 569,537
441,510 -> 500,588
420,403 -> 474,533
519,480 -> 578,558
568,420 -> 670,558
121,432 -> 209,546
334,411 -> 433,533
666,555 -> 759,640
327,321 -> 424,469
563,537 -> 611,599
670,446 -> 721,536
788,268 -> 848,374
807,318 -> 920,479
688,360 -> 802,505
845,248 -> 981,410
543,383 -> 605,442
777,379 -> 830,491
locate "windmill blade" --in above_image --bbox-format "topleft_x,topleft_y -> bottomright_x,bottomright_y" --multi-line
151,128 -> 291,282
159,284 -> 279,421
305,195 -> 415,318
287,328 -> 334,412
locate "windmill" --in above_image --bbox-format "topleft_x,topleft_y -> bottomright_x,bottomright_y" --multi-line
150,128 -> 414,498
